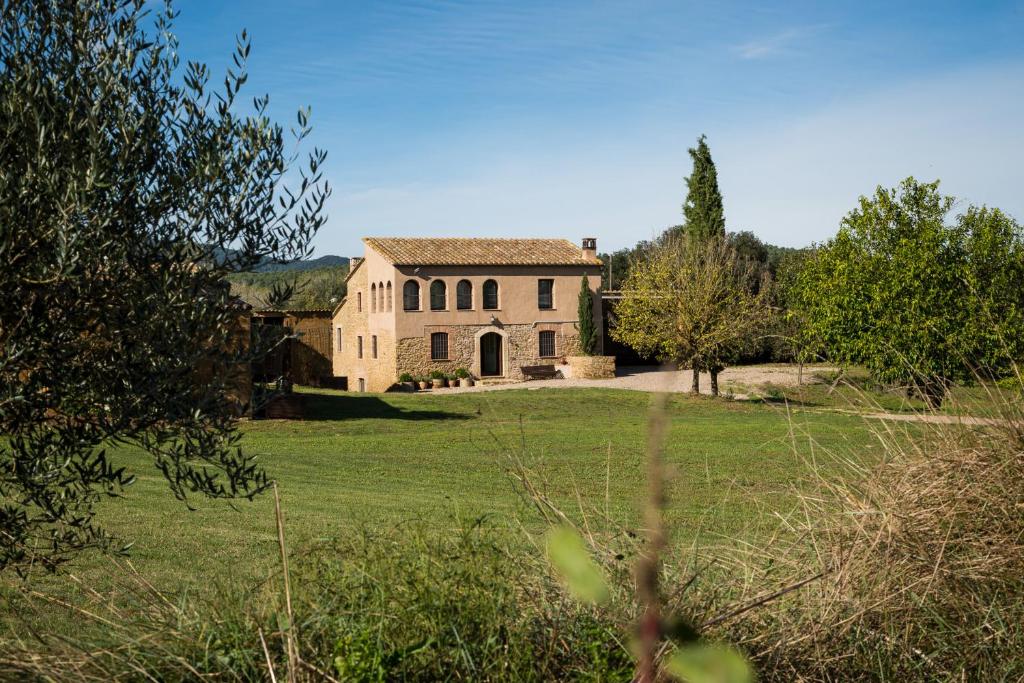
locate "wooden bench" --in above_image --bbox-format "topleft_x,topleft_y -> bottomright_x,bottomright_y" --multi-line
521,365 -> 559,380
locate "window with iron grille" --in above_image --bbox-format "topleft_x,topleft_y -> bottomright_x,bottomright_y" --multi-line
372,335 -> 378,359
538,330 -> 556,357
403,280 -> 420,310
456,280 -> 472,310
430,332 -> 449,360
430,280 -> 447,310
357,335 -> 363,359
482,279 -> 499,310
538,279 -> 554,309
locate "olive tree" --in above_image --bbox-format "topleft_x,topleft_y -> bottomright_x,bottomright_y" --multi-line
0,0 -> 330,571
611,235 -> 769,395
793,178 -> 1024,407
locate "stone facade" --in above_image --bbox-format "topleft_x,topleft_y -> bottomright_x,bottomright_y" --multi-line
567,355 -> 616,379
396,322 -> 581,382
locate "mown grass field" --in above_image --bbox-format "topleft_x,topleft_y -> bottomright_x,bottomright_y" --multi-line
64,385 -> 888,596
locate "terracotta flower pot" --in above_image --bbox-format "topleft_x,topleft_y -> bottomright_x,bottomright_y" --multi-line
418,380 -> 430,390
464,377 -> 475,387
450,378 -> 460,388
431,377 -> 445,389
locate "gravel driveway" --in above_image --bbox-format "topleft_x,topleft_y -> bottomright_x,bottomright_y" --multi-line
440,363 -> 837,396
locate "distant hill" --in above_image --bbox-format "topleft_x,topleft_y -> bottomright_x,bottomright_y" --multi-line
210,246 -> 349,274
252,255 -> 349,273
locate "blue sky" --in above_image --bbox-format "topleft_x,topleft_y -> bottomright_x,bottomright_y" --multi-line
171,1 -> 1024,256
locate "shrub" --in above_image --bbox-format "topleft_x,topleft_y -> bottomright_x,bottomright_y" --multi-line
398,372 -> 414,382
429,370 -> 445,380
454,367 -> 471,379
0,524 -> 634,681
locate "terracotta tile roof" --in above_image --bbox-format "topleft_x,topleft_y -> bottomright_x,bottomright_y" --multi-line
364,237 -> 602,266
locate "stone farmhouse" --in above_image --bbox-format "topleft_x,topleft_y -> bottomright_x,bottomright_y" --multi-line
332,237 -> 603,392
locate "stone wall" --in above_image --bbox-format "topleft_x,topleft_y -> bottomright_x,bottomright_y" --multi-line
567,355 -> 616,379
396,321 -> 581,381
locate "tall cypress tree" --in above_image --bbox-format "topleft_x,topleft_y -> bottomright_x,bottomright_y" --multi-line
577,276 -> 597,355
682,135 -> 725,242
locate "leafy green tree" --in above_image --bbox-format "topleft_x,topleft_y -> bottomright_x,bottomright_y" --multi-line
728,231 -> 769,266
682,135 -> 725,243
577,276 -> 597,355
598,249 -> 632,290
794,178 -> 1024,407
611,236 -> 769,395
0,0 -> 329,571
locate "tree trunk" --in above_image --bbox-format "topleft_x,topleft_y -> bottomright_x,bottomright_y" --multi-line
691,366 -> 700,394
921,377 -> 946,410
710,367 -> 720,396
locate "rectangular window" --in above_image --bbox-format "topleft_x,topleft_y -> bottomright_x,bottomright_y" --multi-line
358,378 -> 365,392
430,332 -> 449,361
539,330 -> 556,357
538,279 -> 554,309
336,327 -> 343,352
357,335 -> 363,359
372,335 -> 378,359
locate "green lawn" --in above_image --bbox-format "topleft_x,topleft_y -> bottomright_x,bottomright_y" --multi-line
64,387 -> 883,596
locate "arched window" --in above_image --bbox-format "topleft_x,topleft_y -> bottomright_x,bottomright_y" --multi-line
456,280 -> 473,310
538,330 -> 556,357
386,282 -> 393,311
378,282 -> 384,311
482,279 -> 499,310
370,283 -> 377,313
430,280 -> 447,311
403,280 -> 420,311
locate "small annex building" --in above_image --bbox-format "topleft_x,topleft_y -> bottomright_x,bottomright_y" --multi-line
332,237 -> 603,392
251,309 -> 334,386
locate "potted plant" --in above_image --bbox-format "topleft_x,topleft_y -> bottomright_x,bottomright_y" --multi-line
455,367 -> 473,387
430,370 -> 447,389
398,372 -> 415,392
417,375 -> 431,391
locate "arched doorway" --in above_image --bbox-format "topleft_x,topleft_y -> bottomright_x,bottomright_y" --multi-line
480,332 -> 503,377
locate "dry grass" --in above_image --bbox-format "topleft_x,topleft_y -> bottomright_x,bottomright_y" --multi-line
712,380 -> 1024,681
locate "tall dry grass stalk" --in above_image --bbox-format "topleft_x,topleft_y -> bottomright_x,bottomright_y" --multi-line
715,377 -> 1024,681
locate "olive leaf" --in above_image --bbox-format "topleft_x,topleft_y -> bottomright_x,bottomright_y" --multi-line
665,643 -> 752,683
544,526 -> 610,605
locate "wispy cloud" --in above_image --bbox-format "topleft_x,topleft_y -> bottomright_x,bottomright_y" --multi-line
732,25 -> 827,60
322,62 -> 1024,254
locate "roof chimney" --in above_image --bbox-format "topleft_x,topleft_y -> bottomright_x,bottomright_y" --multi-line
581,237 -> 597,261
